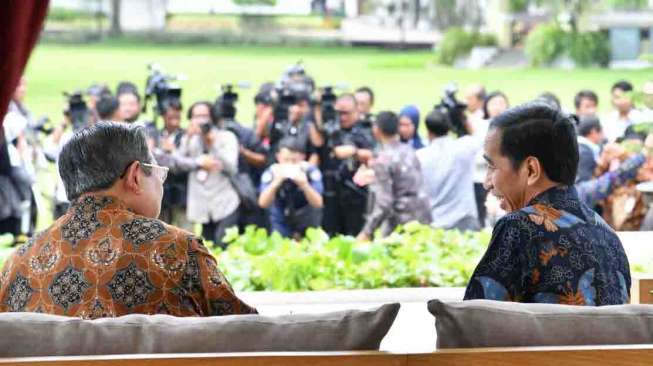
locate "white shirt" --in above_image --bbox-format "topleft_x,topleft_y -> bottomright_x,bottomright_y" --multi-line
603,109 -> 644,142
416,135 -> 482,229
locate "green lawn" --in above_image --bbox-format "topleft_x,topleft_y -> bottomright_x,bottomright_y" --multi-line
24,40 -> 653,130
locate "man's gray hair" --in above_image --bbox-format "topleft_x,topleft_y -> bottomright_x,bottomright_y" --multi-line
59,121 -> 151,201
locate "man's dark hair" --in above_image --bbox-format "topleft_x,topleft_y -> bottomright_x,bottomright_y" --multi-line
425,108 -> 451,137
483,91 -> 509,120
116,81 -> 141,102
355,86 -> 375,106
490,102 -> 579,185
254,91 -> 273,106
293,89 -> 311,104
187,100 -> 213,121
612,80 -> 633,93
375,111 -> 398,136
163,99 -> 183,114
538,92 -> 561,110
96,96 -> 119,120
278,136 -> 306,154
59,122 -> 152,201
577,116 -> 602,137
574,90 -> 598,109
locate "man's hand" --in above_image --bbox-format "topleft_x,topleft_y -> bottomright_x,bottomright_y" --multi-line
270,163 -> 287,186
356,149 -> 374,164
161,136 -> 176,153
187,120 -> 201,136
353,164 -> 375,187
197,155 -> 222,172
356,232 -> 370,242
203,129 -> 217,146
288,165 -> 309,188
334,145 -> 357,159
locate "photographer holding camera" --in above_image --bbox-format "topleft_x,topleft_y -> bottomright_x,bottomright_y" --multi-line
178,108 -> 240,248
43,91 -> 94,218
319,93 -> 375,236
213,86 -> 270,230
148,99 -> 194,230
259,137 -> 323,238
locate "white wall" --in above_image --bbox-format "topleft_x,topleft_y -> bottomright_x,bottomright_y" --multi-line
166,0 -> 313,15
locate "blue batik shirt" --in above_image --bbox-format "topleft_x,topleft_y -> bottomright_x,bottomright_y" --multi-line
464,185 -> 631,306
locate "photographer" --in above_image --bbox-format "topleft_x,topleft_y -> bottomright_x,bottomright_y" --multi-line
150,99 -> 193,230
259,137 -> 323,238
178,111 -> 240,248
116,81 -> 143,124
213,89 -> 269,230
269,88 -> 321,165
43,91 -> 93,218
320,93 -> 375,236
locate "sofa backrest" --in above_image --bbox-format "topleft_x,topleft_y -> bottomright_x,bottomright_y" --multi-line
0,303 -> 399,357
429,299 -> 653,348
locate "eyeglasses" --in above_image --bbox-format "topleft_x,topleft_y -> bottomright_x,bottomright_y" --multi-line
337,110 -> 353,116
141,162 -> 169,183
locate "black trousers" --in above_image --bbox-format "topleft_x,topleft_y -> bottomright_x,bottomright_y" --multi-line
202,210 -> 240,249
322,194 -> 366,237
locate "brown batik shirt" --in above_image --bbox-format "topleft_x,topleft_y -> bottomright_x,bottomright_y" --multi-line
0,195 -> 256,318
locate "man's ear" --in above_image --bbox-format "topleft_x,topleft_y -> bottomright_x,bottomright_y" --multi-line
122,161 -> 143,194
525,156 -> 542,186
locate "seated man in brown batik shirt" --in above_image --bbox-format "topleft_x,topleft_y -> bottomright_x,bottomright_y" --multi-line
0,121 -> 256,318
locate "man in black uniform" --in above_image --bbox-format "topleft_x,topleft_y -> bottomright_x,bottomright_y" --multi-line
320,93 -> 375,236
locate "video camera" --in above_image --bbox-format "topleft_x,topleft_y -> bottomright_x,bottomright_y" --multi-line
318,86 -> 340,147
269,84 -> 298,147
63,91 -> 91,131
435,83 -> 468,137
143,63 -> 182,121
281,61 -> 315,95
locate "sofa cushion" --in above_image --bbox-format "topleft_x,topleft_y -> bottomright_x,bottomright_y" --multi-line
0,303 -> 399,357
429,299 -> 653,348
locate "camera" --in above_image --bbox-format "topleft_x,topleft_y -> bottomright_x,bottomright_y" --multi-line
269,85 -> 298,147
317,86 -> 341,147
435,82 -> 468,137
143,63 -> 182,121
281,61 -> 315,95
63,91 -> 91,131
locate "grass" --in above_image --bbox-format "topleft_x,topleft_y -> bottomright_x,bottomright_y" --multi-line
24,39 -> 653,128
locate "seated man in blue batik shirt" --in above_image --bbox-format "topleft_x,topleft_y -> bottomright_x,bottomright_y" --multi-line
258,137 -> 323,238
464,102 -> 631,306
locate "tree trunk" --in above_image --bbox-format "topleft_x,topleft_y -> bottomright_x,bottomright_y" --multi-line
110,0 -> 122,36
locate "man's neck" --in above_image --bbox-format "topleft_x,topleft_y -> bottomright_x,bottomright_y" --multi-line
380,135 -> 399,145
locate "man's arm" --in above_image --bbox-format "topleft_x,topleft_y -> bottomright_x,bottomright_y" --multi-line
575,153 -> 646,207
359,161 -> 393,238
259,170 -> 284,209
188,237 -> 257,315
464,217 -> 524,301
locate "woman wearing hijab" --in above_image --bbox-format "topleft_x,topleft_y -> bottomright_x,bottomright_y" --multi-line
398,105 -> 424,150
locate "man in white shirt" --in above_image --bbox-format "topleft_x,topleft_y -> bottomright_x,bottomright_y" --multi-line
604,80 -> 643,141
417,108 -> 482,231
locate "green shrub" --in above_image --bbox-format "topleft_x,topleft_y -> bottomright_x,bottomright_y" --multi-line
568,31 -> 610,67
217,223 -> 491,291
474,33 -> 498,47
436,27 -> 497,66
525,23 -> 567,67
526,23 -> 610,67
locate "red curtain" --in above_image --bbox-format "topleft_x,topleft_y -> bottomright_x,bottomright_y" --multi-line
0,0 -> 50,172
